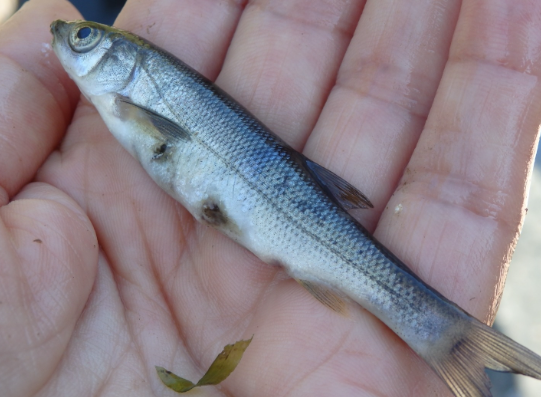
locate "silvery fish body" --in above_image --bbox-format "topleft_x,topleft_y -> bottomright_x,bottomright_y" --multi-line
51,20 -> 541,397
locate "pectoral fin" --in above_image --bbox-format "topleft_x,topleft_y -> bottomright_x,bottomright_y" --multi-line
116,96 -> 191,141
304,159 -> 373,210
296,279 -> 348,316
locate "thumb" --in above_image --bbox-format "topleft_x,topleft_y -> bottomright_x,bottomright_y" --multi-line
0,183 -> 97,397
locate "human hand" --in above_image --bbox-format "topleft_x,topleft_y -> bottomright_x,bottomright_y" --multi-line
2,1 -> 541,396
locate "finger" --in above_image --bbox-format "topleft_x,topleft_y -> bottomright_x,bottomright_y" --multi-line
304,0 -> 462,230
217,0 -> 366,149
0,0 -> 80,200
376,0 -> 541,320
116,0 -> 247,79
0,183 -> 97,397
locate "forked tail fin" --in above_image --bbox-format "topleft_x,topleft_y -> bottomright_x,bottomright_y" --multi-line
426,319 -> 541,397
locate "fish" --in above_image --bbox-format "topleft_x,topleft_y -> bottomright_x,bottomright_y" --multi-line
50,19 -> 541,397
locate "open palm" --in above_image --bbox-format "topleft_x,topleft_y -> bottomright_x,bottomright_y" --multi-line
2,0 -> 541,396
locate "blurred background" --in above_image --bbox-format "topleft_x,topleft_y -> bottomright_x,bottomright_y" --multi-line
12,0 -> 126,25
0,0 -> 17,23
2,1 -> 541,396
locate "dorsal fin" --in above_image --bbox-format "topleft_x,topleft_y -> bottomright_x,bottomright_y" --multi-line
304,159 -> 373,210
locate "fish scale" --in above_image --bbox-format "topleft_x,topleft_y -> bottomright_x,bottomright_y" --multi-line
51,19 -> 541,397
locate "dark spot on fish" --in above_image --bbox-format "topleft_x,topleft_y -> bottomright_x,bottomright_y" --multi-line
201,201 -> 228,227
33,239 -> 42,243
268,259 -> 284,268
152,143 -> 168,160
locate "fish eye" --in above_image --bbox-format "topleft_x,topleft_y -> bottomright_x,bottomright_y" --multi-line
69,25 -> 104,53
77,27 -> 91,39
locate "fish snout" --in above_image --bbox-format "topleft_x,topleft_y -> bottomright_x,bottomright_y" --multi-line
50,19 -> 70,44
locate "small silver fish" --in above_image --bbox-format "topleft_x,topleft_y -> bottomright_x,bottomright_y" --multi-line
51,20 -> 541,397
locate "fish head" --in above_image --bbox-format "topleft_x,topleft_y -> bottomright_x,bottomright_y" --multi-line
50,20 -> 140,99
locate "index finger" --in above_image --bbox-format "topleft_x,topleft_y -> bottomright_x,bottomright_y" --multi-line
0,0 -> 80,202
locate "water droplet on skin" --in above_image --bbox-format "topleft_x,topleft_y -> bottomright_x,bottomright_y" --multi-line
41,43 -> 51,56
41,43 -> 52,65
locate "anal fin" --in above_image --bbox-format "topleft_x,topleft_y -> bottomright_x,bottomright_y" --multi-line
296,279 -> 348,316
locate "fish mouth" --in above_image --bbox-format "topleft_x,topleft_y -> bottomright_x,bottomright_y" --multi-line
50,19 -> 66,35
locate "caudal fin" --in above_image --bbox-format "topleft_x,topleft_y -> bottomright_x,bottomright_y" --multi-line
426,319 -> 541,397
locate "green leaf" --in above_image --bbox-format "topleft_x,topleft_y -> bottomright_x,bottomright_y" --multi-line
155,367 -> 197,393
156,336 -> 253,393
